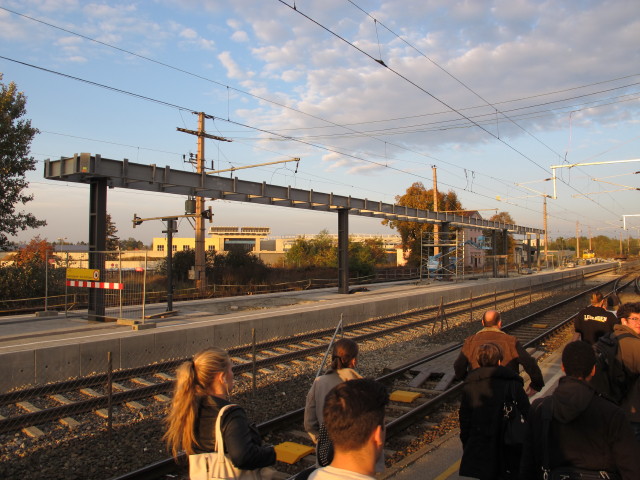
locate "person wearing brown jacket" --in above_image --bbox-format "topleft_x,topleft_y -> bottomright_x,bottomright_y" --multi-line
453,310 -> 544,394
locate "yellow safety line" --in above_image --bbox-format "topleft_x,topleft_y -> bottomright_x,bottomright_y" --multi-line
433,459 -> 461,480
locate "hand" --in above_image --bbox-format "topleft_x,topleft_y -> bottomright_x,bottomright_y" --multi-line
526,385 -> 538,397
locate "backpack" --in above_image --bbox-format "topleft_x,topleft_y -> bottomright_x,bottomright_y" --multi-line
590,332 -> 637,404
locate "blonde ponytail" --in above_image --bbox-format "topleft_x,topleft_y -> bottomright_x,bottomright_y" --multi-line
163,348 -> 230,457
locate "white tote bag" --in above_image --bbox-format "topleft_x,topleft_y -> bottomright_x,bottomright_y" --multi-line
189,404 -> 263,480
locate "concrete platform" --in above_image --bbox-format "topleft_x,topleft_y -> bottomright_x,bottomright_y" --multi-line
0,263 -> 612,392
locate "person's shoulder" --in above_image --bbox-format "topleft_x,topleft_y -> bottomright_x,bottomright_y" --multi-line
309,466 -> 375,480
589,393 -> 628,419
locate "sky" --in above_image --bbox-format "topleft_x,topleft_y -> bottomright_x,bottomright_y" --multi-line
1,0 -> 639,246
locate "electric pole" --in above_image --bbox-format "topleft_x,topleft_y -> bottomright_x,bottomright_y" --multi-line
432,165 -> 439,256
576,221 -> 580,260
177,112 -> 232,294
543,196 -> 548,261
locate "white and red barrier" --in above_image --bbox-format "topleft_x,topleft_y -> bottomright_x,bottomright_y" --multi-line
66,280 -> 124,290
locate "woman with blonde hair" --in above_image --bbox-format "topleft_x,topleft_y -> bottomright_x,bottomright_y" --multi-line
164,347 -> 275,476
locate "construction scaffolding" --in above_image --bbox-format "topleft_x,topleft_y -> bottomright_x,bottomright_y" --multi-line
420,230 -> 465,281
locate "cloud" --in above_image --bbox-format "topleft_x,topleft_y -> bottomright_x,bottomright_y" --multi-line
180,28 -> 198,40
218,50 -> 254,80
231,30 -> 249,42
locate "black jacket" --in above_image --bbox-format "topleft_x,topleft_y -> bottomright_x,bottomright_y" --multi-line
520,377 -> 639,480
459,366 -> 530,479
194,395 -> 275,470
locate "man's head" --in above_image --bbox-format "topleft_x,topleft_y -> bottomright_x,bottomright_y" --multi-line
562,341 -> 596,380
323,378 -> 389,456
590,291 -> 605,307
617,302 -> 640,335
482,310 -> 501,328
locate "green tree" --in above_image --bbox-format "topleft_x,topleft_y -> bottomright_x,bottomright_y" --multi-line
105,213 -> 119,251
0,74 -> 45,249
119,237 -> 145,250
382,182 -> 462,266
285,230 -> 337,268
484,211 -> 516,255
349,237 -> 387,277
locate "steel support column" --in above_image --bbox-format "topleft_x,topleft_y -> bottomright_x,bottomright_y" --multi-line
88,177 -> 107,321
492,230 -> 498,278
338,208 -> 350,294
502,229 -> 509,278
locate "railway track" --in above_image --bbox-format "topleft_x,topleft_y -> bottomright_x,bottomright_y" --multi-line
0,268 -> 606,437
105,271 -> 638,480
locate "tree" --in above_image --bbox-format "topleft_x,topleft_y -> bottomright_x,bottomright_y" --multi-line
105,213 -> 119,250
382,182 -> 463,266
484,211 -> 516,255
0,237 -> 64,301
119,237 -> 145,250
0,74 -> 45,249
12,236 -> 55,268
285,230 -> 337,268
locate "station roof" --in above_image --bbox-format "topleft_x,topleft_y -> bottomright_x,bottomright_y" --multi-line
44,153 -> 544,236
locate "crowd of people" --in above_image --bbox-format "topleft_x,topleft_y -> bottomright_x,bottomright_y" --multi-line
162,296 -> 640,480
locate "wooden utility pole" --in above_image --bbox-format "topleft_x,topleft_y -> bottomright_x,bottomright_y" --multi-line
177,113 -> 232,294
195,113 -> 206,293
432,165 -> 439,256
543,196 -> 548,261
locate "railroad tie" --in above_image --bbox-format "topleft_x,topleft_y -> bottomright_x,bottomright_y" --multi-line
80,387 -> 112,418
111,382 -> 145,410
49,394 -> 81,428
155,372 -> 175,381
408,367 -> 434,388
288,430 -> 313,441
15,402 -> 45,437
130,377 -> 170,402
433,372 -> 455,391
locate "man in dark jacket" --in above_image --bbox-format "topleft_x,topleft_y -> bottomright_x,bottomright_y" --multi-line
613,302 -> 640,441
520,341 -> 639,479
571,290 -> 618,345
454,310 -> 544,395
459,343 -> 530,479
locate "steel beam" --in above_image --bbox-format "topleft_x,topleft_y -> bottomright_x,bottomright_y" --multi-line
44,154 -> 544,235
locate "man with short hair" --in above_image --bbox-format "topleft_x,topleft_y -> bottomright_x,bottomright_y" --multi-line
613,302 -> 640,440
454,309 -> 544,395
520,341 -> 638,479
571,290 -> 618,344
309,378 -> 389,480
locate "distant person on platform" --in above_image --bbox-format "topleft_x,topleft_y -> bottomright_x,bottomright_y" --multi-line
520,341 -> 639,479
454,309 -> 544,395
309,378 -> 389,480
571,291 -> 619,345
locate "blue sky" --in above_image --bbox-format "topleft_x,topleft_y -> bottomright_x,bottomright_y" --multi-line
1,0 -> 639,245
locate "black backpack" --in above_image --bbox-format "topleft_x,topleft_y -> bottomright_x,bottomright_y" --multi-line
590,332 -> 637,404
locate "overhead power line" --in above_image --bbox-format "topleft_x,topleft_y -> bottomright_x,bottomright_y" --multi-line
3,3 -> 633,216
276,0 -> 624,219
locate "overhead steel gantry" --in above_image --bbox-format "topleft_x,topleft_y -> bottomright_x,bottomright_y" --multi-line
44,154 -> 544,317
